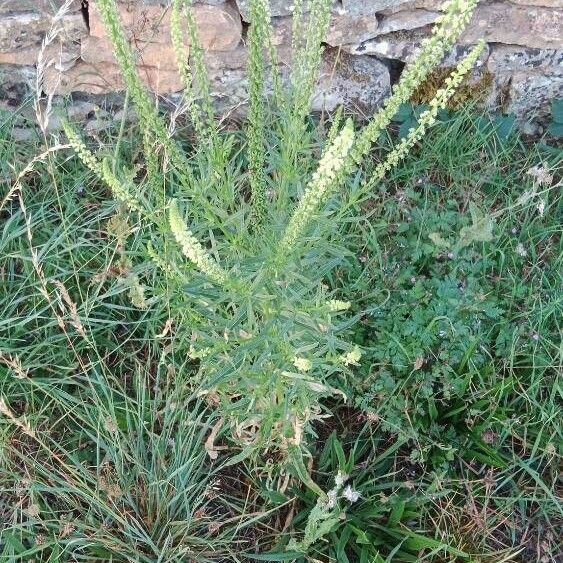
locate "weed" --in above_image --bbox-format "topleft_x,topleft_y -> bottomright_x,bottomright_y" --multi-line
58,0 -> 484,458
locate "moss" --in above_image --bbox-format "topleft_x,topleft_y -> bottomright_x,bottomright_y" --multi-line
410,67 -> 494,110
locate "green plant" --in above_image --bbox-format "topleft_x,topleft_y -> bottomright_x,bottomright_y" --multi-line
2,86 -> 562,563
252,424 -> 477,562
0,366 -> 255,561
0,129 -> 265,560
547,97 -> 563,138
336,110 -> 561,467
58,0 -> 485,463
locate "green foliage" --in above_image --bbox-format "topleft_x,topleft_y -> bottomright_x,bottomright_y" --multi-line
267,113 -> 561,557
547,97 -> 563,138
59,0 -> 484,457
476,112 -> 517,142
262,428 -> 473,561
171,0 -> 215,141
1,375 -> 236,562
3,0 -> 562,560
1,90 -> 561,563
340,116 -> 562,466
392,103 -> 452,139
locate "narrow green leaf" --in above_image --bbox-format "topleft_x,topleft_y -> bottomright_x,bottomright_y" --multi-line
247,552 -> 304,561
288,446 -> 326,499
387,500 -> 406,527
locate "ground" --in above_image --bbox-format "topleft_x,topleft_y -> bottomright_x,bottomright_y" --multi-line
0,104 -> 561,562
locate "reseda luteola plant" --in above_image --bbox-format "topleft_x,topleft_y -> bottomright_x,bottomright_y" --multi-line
63,0 -> 483,462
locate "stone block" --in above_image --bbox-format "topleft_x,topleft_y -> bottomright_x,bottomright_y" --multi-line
312,49 -> 391,112
488,46 -> 563,72
81,35 -> 183,71
461,3 -> 563,50
43,60 -> 184,95
235,0 -> 294,20
0,40 -> 81,68
378,0 -> 446,14
347,29 -> 490,69
0,12 -> 52,52
326,13 -> 379,46
346,27 -> 429,60
0,10 -> 87,65
88,0 -> 242,52
508,0 -> 563,7
376,9 -> 440,34
506,69 -> 563,120
0,64 -> 35,102
268,11 -> 380,50
341,0 -> 413,15
199,45 -> 249,72
0,1 -> 81,15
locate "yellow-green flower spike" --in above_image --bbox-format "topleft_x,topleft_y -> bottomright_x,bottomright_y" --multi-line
168,199 -> 229,286
363,41 -> 486,193
349,0 -> 480,167
63,123 -> 146,217
278,119 -> 355,256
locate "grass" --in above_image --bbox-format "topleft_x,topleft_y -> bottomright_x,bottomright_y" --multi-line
0,103 -> 561,562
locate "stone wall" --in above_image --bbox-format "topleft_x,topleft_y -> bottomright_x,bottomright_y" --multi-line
0,0 -> 561,135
